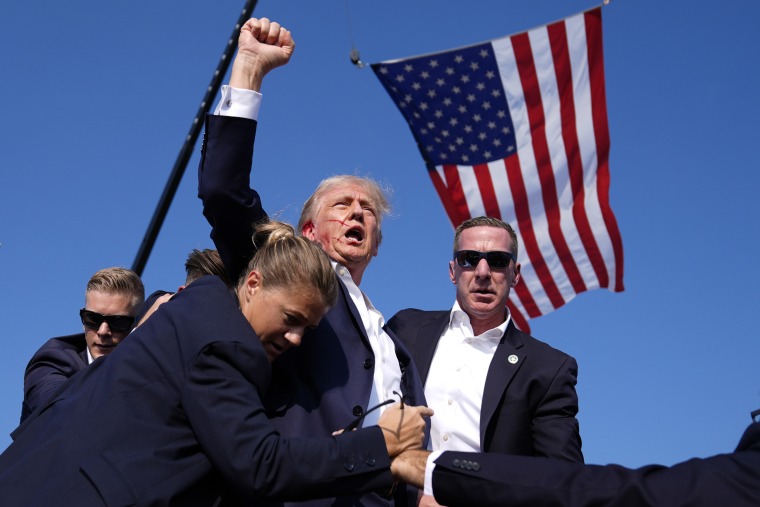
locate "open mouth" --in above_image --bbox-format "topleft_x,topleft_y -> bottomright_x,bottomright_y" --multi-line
344,227 -> 364,243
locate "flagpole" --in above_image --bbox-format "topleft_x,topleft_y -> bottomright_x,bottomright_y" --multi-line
131,0 -> 258,276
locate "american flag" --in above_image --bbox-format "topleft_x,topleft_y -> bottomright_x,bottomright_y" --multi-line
372,7 -> 623,332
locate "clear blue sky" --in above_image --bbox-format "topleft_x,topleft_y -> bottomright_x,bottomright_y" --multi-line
1,0 -> 759,469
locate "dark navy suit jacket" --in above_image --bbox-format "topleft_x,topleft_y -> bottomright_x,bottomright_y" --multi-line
198,114 -> 427,506
21,333 -> 87,423
0,276 -> 394,506
433,422 -> 760,506
387,309 -> 582,462
20,291 -> 170,424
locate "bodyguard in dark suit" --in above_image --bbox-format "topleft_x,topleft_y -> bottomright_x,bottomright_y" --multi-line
387,217 -> 582,470
388,309 -> 581,459
198,18 -> 426,507
21,267 -> 144,422
391,420 -> 760,507
0,222 -> 431,506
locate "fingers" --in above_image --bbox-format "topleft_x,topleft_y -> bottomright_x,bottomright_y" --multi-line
379,403 -> 433,457
241,17 -> 293,49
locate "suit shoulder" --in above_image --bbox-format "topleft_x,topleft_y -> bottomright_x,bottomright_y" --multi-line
27,334 -> 86,362
512,327 -> 577,365
389,308 -> 449,324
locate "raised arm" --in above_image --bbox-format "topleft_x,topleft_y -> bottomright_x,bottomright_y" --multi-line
198,18 -> 295,283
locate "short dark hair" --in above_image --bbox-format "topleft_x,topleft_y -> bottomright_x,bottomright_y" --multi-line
184,249 -> 229,285
453,216 -> 519,260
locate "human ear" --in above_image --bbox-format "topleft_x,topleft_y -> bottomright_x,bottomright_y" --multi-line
511,263 -> 521,287
246,270 -> 263,295
449,261 -> 457,284
301,221 -> 315,240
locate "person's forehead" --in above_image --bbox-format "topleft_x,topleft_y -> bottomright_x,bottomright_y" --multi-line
85,290 -> 134,312
268,287 -> 326,324
320,184 -> 375,204
458,226 -> 512,249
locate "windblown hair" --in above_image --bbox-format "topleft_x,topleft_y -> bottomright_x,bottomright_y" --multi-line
184,249 -> 229,286
243,220 -> 338,309
297,175 -> 391,246
453,216 -> 519,260
86,267 -> 145,313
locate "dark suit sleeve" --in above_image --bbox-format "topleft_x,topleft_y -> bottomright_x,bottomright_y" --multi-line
198,114 -> 268,284
532,355 -> 583,462
22,338 -> 86,422
433,425 -> 760,507
182,340 -> 394,500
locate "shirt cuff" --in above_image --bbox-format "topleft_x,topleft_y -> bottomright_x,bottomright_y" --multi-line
423,450 -> 444,496
213,85 -> 261,120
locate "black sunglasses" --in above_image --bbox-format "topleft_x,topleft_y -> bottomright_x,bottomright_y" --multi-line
343,391 -> 404,432
80,308 -> 135,333
453,250 -> 515,269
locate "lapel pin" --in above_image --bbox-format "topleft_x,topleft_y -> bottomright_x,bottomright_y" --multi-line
508,354 -> 519,364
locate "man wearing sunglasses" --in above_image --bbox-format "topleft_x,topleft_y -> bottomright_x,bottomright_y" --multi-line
387,216 -> 582,503
20,267 -> 144,422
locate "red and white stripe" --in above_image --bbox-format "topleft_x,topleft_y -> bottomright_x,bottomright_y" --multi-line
427,8 -> 624,331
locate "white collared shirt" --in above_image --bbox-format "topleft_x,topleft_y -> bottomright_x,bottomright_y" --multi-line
335,262 -> 402,427
424,301 -> 509,452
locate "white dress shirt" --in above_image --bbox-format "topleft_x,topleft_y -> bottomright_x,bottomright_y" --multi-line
424,301 -> 509,452
335,263 -> 402,427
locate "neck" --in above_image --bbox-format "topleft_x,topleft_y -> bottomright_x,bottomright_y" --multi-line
337,259 -> 369,286
468,310 -> 508,336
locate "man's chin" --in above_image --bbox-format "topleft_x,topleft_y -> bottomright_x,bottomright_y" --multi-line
465,299 -> 502,314
334,248 -> 373,267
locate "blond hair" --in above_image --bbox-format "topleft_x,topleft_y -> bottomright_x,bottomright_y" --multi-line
86,267 -> 145,313
242,220 -> 338,308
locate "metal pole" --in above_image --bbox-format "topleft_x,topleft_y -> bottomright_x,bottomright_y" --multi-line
131,0 -> 258,275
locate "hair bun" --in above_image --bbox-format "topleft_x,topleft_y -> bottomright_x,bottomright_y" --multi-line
251,220 -> 296,249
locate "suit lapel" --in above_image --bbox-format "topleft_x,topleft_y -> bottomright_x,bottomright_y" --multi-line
480,321 -> 525,448
337,277 -> 371,346
413,313 -> 450,385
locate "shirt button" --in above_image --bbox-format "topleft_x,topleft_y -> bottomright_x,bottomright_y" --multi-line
353,405 -> 363,416
448,399 -> 453,405
442,434 -> 449,441
363,358 -> 374,369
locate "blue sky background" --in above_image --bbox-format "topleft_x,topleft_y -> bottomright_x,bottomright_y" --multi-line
1,0 -> 759,469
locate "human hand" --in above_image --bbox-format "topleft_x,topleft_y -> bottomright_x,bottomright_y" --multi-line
378,403 -> 433,457
230,17 -> 295,91
390,449 -> 431,489
418,494 -> 443,507
136,292 -> 174,327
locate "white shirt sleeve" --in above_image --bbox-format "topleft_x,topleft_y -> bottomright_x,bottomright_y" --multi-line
213,85 -> 262,120
424,450 -> 444,496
